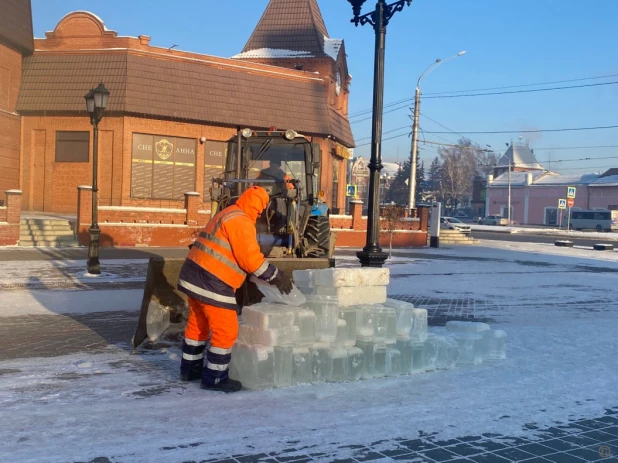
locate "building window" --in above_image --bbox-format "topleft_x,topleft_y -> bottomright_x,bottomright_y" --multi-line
203,140 -> 227,201
131,133 -> 196,200
55,131 -> 89,162
332,157 -> 339,212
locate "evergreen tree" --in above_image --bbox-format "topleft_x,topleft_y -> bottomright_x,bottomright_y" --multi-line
385,159 -> 410,206
415,154 -> 425,204
428,157 -> 442,192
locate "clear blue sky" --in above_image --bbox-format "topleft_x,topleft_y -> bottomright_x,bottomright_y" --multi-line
32,0 -> 618,174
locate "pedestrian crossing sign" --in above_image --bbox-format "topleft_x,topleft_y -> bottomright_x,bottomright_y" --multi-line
346,184 -> 357,197
558,199 -> 567,210
567,186 -> 576,199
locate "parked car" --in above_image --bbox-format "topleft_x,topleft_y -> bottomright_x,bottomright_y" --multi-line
441,217 -> 471,234
454,211 -> 469,219
478,215 -> 509,226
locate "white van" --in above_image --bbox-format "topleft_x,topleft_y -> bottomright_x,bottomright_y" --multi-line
567,209 -> 618,232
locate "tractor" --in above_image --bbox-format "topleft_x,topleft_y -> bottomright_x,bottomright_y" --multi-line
132,128 -> 336,349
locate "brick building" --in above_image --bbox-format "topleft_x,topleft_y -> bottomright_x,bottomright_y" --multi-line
4,0 -> 354,214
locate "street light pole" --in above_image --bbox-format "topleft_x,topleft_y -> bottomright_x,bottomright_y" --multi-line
84,83 -> 110,275
408,52 -> 465,214
347,0 -> 412,268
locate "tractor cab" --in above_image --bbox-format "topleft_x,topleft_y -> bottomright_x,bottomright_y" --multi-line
211,129 -> 330,259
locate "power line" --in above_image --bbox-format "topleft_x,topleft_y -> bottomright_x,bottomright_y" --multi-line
424,124 -> 618,135
423,73 -> 618,96
532,145 -> 618,151
536,155 -> 618,164
423,81 -> 618,99
348,73 -> 618,118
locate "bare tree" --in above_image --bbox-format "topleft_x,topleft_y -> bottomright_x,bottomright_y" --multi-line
438,139 -> 479,213
380,205 -> 404,259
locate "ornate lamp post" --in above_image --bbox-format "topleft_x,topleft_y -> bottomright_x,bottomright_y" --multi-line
346,0 -> 413,267
84,82 -> 110,275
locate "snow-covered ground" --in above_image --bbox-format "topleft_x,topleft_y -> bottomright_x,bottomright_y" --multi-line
471,223 -> 618,239
0,243 -> 617,462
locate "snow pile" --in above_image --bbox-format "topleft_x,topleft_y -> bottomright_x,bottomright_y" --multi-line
231,268 -> 507,390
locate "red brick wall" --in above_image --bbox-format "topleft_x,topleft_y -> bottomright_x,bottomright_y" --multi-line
0,190 -> 22,245
0,44 -> 22,196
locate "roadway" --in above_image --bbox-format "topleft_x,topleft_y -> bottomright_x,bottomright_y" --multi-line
471,229 -> 618,247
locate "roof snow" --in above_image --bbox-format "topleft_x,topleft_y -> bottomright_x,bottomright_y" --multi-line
59,11 -> 111,31
323,37 -> 342,61
590,174 -> 618,187
233,48 -> 315,59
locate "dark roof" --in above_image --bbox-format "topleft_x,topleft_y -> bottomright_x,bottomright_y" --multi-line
242,0 -> 329,56
0,0 -> 34,55
17,52 -> 354,147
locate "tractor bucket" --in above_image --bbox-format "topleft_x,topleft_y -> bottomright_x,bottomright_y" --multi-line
132,256 -> 335,351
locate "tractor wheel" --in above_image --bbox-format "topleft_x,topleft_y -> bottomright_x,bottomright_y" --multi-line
304,215 -> 331,257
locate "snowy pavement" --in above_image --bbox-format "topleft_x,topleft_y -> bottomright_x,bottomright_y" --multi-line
1,243 -> 618,462
471,224 -> 618,241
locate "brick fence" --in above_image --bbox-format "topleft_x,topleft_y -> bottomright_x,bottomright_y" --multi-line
76,187 -> 209,247
75,188 -> 429,248
0,190 -> 22,245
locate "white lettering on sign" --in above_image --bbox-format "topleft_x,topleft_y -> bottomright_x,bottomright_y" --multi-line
176,147 -> 195,155
209,150 -> 223,157
137,144 -> 152,151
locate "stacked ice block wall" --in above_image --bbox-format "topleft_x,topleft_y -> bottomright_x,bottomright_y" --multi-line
229,268 -> 507,390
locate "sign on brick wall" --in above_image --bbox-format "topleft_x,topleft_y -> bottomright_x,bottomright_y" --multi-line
131,133 -> 196,200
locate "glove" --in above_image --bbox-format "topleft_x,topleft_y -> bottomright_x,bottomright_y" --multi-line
273,272 -> 293,295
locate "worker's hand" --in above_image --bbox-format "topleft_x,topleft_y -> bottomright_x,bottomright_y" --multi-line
273,272 -> 293,295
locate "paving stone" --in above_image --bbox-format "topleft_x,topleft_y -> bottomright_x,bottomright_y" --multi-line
577,419 -> 616,430
561,434 -> 606,448
516,443 -> 559,457
469,441 -> 508,453
596,417 -> 618,426
443,443 -> 485,457
566,446 -> 608,461
600,427 -> 618,438
517,458 -> 553,463
399,440 -> 438,453
236,453 -> 269,462
580,430 -> 618,443
537,439 -> 580,452
467,453 -> 511,463
419,447 -> 458,462
492,446 -> 536,461
541,452 -> 586,463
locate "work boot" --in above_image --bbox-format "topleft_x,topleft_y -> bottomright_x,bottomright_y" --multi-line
180,361 -> 203,382
200,378 -> 243,394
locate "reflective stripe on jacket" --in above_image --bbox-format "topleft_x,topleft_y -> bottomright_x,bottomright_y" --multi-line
177,188 -> 280,311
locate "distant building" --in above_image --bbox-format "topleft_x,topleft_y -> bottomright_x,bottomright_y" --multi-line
493,142 -> 544,177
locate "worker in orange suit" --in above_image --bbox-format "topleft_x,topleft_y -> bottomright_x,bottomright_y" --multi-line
177,186 -> 293,393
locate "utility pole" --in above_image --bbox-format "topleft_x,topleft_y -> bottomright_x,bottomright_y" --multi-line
407,51 -> 465,216
507,158 -> 512,224
408,91 -> 420,213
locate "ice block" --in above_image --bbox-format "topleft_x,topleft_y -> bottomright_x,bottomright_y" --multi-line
346,347 -> 364,381
241,303 -> 296,329
424,334 -> 441,372
292,347 -> 312,386
445,321 -> 491,334
305,295 -> 339,342
292,269 -> 314,287
339,307 -> 357,347
373,344 -> 387,378
146,301 -> 171,342
238,324 -> 299,346
386,308 -> 397,345
410,308 -> 428,344
312,268 -> 390,287
356,340 -> 376,380
293,309 -> 316,346
327,348 -> 348,382
274,345 -> 293,388
488,330 -> 507,360
386,348 -> 402,377
336,286 -> 387,307
452,333 -> 482,365
445,336 -> 460,369
356,305 -> 375,342
411,342 -> 426,374
309,342 -> 331,383
334,318 -> 348,347
385,299 -> 415,340
229,342 -> 275,390
372,305 -> 389,344
396,339 -> 413,375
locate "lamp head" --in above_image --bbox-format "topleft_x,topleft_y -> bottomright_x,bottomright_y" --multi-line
457,50 -> 467,56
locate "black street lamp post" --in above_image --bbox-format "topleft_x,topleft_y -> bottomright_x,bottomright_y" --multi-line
347,0 -> 412,267
84,83 -> 110,275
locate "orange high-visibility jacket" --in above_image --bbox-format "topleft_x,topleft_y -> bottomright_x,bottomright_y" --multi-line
177,187 -> 281,310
